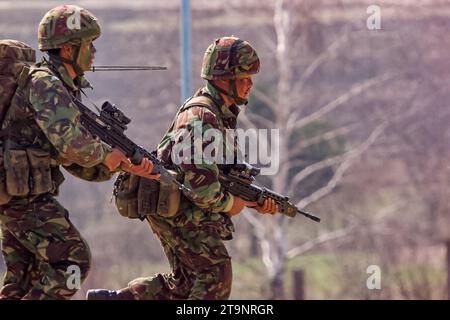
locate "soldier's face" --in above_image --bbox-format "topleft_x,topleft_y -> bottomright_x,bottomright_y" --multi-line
235,75 -> 254,100
76,38 -> 96,71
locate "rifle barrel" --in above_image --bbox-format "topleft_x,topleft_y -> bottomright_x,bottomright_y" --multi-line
297,209 -> 321,222
90,65 -> 167,72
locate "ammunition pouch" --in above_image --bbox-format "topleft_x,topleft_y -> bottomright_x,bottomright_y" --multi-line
156,172 -> 181,218
4,149 -> 30,196
114,172 -> 141,219
0,147 -> 54,205
0,152 -> 12,205
26,149 -> 53,195
138,177 -> 160,216
113,170 -> 181,220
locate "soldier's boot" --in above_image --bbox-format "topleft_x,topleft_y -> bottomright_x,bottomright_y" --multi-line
86,288 -> 135,300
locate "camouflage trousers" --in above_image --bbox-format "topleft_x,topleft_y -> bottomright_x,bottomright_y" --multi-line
126,219 -> 232,300
0,194 -> 91,300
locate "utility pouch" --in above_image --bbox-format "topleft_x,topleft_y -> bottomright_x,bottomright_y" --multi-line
138,177 -> 159,216
4,149 -> 30,196
114,170 -> 182,220
0,151 -> 12,205
114,172 -> 140,219
26,149 -> 53,195
156,170 -> 181,218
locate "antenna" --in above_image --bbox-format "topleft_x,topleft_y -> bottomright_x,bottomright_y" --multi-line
90,65 -> 167,72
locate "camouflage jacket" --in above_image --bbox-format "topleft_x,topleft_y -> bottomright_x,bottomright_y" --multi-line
2,58 -> 113,189
154,83 -> 238,238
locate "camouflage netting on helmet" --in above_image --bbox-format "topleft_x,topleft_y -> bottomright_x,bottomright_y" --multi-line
38,5 -> 101,51
201,36 -> 260,80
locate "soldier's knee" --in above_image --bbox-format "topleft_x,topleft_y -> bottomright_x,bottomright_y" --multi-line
67,239 -> 92,279
128,274 -> 163,300
217,259 -> 232,299
200,259 -> 232,300
80,241 -> 92,278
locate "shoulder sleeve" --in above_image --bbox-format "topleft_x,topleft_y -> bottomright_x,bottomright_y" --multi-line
28,71 -> 111,167
62,163 -> 114,182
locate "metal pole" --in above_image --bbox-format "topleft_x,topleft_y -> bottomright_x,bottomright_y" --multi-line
180,0 -> 192,103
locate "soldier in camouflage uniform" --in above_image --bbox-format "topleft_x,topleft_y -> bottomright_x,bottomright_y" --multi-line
0,5 -> 156,300
87,36 -> 278,300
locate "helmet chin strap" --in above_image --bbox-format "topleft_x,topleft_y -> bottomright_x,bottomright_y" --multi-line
48,44 -> 84,78
230,79 -> 248,106
210,80 -> 248,106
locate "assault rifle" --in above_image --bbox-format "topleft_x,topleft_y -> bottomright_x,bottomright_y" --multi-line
218,163 -> 320,222
72,99 -> 196,200
73,99 -> 320,223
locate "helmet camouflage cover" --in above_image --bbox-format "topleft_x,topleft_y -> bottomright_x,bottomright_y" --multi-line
38,5 -> 101,51
201,36 -> 260,80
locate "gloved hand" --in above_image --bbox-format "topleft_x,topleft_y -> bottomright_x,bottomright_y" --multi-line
226,197 -> 278,217
120,157 -> 160,180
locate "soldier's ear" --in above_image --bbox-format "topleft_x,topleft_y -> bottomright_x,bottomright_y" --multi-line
60,43 -> 73,59
214,79 -> 230,90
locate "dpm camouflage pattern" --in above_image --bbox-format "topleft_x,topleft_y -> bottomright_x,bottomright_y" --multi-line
0,195 -> 91,300
38,5 -> 101,50
124,83 -> 240,300
128,216 -> 232,299
0,58 -> 112,299
0,40 -> 36,124
2,58 -> 110,167
201,36 -> 260,80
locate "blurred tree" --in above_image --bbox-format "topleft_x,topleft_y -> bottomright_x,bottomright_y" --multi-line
227,0 -> 408,299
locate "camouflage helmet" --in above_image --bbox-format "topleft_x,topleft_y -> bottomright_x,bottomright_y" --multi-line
38,5 -> 101,51
201,36 -> 260,80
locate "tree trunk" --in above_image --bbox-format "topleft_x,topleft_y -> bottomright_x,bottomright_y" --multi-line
269,271 -> 286,300
265,0 -> 292,300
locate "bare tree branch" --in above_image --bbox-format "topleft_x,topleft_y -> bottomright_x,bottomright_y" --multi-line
252,87 -> 276,109
284,158 -> 310,171
238,109 -> 260,129
289,122 -> 360,160
287,151 -> 350,195
300,123 -> 358,149
296,121 -> 388,208
222,2 -> 277,56
292,31 -> 351,95
290,73 -> 395,132
287,224 -> 357,259
241,92 -> 275,128
256,24 -> 277,55
243,212 -> 277,277
287,202 -> 403,259
246,112 -> 274,129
